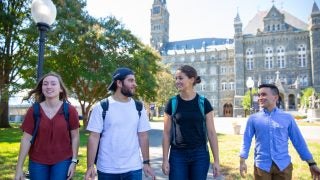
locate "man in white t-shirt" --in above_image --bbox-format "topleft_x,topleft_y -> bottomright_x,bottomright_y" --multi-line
85,67 -> 155,180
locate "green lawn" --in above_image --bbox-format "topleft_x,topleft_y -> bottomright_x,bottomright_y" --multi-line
0,123 -> 319,179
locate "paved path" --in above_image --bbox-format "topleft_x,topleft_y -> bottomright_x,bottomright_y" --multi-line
146,122 -> 215,180
146,119 -> 320,180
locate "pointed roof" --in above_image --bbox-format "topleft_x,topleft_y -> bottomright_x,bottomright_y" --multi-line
312,1 -> 320,13
264,5 -> 283,19
234,12 -> 241,23
243,9 -> 308,35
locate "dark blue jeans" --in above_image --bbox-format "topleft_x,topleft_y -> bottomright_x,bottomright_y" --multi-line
29,158 -> 71,180
169,145 -> 210,180
97,169 -> 142,180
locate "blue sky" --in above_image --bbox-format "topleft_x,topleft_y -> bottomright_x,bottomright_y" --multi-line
86,0 -> 319,44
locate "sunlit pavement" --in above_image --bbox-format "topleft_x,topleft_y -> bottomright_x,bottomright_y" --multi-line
146,118 -> 320,180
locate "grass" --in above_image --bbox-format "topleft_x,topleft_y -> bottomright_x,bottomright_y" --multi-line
213,134 -> 320,179
1,123 -> 319,179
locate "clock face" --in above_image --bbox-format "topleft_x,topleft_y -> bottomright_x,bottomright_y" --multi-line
153,6 -> 160,14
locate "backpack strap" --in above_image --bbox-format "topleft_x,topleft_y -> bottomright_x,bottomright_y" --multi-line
100,98 -> 109,121
171,96 -> 178,116
30,101 -> 70,145
95,98 -> 109,164
170,96 -> 178,146
30,102 -> 41,144
198,95 -> 205,118
63,100 -> 71,143
134,100 -> 143,118
198,95 -> 208,149
95,98 -> 142,164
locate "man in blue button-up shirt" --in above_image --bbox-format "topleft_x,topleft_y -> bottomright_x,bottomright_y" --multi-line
239,84 -> 320,179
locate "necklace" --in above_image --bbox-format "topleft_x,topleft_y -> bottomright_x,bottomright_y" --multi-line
42,101 -> 62,119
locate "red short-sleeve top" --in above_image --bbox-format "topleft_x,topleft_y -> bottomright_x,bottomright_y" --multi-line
21,103 -> 80,165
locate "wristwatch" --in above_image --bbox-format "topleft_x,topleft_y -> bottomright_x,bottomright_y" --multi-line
71,158 -> 79,165
143,160 -> 150,165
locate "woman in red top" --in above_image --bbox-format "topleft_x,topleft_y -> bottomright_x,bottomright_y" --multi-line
15,72 -> 80,180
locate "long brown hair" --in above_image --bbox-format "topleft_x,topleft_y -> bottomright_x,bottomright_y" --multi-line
25,72 -> 68,103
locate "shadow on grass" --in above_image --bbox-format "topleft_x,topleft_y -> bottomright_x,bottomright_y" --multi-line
0,125 -> 22,143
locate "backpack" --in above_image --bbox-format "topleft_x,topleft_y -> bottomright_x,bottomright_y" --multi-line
170,94 -> 206,146
94,98 -> 143,164
30,100 -> 70,145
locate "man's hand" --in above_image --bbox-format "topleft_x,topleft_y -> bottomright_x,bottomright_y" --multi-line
85,165 -> 96,180
143,164 -> 156,180
309,165 -> 320,180
240,158 -> 247,178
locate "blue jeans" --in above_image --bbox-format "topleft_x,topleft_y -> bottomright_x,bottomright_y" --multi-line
169,145 -> 210,180
97,169 -> 142,180
29,158 -> 71,180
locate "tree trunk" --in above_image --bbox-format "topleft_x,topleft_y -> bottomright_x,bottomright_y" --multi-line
0,99 -> 10,128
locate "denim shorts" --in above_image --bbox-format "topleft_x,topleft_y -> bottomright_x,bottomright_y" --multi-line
97,169 -> 142,180
29,158 -> 71,180
169,145 -> 210,180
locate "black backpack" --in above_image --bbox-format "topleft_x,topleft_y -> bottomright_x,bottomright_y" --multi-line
30,100 -> 70,145
94,98 -> 143,164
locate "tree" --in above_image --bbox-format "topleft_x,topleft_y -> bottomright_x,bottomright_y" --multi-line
45,0 -> 161,127
0,0 -> 38,127
1,0 -> 161,128
241,88 -> 258,116
300,87 -> 317,109
154,64 -> 176,116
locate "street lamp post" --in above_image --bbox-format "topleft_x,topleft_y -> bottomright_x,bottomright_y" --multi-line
246,77 -> 254,115
31,0 -> 56,82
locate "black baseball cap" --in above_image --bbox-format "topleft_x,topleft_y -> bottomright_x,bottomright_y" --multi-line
107,67 -> 134,91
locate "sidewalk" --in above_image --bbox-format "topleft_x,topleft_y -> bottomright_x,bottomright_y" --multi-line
146,122 -> 215,180
146,119 -> 320,179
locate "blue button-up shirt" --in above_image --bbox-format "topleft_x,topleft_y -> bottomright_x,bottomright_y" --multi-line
240,108 -> 313,172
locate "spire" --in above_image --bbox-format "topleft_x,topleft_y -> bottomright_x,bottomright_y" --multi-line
234,8 -> 241,23
312,1 -> 320,14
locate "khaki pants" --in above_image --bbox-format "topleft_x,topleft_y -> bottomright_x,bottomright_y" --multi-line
254,163 -> 293,180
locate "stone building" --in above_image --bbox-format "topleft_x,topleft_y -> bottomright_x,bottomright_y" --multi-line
150,0 -> 320,117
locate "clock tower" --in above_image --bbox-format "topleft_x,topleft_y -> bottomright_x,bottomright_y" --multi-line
150,0 -> 169,51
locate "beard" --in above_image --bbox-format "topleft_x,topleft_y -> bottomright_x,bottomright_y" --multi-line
121,84 -> 134,97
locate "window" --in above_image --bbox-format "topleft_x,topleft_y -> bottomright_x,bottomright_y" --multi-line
229,82 -> 234,90
210,66 -> 216,75
190,55 -> 195,62
299,75 -> 308,86
199,68 -> 206,75
246,48 -> 254,70
200,55 -> 205,61
277,46 -> 286,68
265,47 -> 273,69
246,58 -> 254,70
298,44 -> 307,67
212,80 -> 217,90
220,67 -> 227,74
201,83 -> 206,91
221,82 -> 227,90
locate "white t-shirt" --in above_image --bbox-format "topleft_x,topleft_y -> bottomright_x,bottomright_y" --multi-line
86,96 -> 151,173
